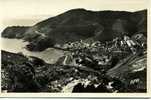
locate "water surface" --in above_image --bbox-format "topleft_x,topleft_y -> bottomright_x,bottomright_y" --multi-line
1,38 -> 65,64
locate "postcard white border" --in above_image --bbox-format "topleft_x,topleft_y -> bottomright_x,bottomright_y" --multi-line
0,0 -> 151,98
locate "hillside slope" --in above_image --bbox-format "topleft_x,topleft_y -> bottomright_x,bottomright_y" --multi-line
1,9 -> 147,51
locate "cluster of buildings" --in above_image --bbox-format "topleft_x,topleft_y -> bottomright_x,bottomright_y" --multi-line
56,33 -> 146,71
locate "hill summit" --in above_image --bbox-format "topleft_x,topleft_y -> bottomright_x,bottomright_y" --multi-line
2,9 -> 147,51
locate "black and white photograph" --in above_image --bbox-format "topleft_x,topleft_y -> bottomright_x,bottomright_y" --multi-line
0,0 -> 150,98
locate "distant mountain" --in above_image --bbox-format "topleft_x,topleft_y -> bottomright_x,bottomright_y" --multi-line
1,9 -> 147,51
2,26 -> 29,39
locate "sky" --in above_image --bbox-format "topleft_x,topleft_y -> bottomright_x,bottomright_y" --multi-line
0,0 -> 148,31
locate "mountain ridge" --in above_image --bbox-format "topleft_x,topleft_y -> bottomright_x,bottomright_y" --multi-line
2,9 -> 147,51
